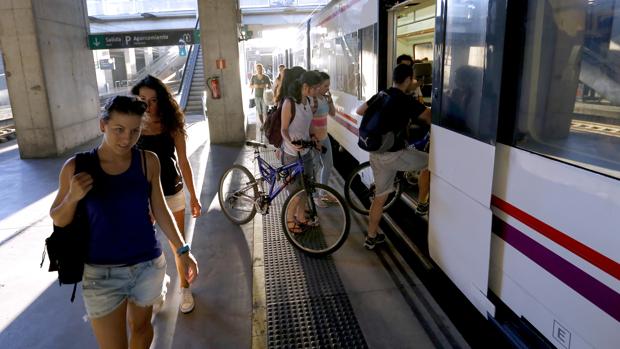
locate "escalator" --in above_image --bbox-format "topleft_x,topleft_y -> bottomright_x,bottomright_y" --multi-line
178,44 -> 206,116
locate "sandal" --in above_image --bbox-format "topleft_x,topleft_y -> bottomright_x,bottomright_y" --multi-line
286,220 -> 305,234
320,195 -> 338,204
296,216 -> 319,228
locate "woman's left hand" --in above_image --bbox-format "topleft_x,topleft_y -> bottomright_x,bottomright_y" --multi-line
181,252 -> 199,284
190,197 -> 202,218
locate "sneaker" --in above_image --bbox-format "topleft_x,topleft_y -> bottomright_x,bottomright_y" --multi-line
415,201 -> 429,216
180,287 -> 195,314
363,233 -> 386,250
153,274 -> 171,314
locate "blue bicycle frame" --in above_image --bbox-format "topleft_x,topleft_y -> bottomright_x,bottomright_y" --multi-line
255,151 -> 306,203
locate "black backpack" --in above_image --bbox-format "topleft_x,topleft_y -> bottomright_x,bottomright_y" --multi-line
357,91 -> 395,152
264,98 -> 295,148
41,150 -> 96,302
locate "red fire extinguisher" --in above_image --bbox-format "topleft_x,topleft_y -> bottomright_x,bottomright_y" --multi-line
207,76 -> 221,99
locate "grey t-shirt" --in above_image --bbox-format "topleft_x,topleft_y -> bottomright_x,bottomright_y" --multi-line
251,75 -> 272,98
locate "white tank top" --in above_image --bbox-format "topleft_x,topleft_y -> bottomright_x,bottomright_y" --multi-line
282,97 -> 313,156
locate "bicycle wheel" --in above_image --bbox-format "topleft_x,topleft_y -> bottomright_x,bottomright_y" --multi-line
281,183 -> 350,257
218,165 -> 258,224
344,161 -> 403,215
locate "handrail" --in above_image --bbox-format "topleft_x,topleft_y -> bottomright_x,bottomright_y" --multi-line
178,17 -> 200,94
178,18 -> 201,111
178,43 -> 200,111
177,44 -> 194,95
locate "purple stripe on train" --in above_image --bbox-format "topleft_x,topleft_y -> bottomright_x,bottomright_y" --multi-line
330,113 -> 359,136
492,216 -> 620,323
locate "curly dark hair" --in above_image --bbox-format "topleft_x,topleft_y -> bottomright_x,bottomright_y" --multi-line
131,75 -> 186,137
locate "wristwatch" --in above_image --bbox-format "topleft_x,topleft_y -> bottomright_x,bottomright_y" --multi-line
176,244 -> 190,257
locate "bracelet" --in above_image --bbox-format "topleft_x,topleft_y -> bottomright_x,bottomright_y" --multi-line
176,244 -> 190,256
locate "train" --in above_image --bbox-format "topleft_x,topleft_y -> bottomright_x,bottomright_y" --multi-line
276,0 -> 620,348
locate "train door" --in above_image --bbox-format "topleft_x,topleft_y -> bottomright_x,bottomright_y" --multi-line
387,1 -> 435,102
427,0 -> 507,317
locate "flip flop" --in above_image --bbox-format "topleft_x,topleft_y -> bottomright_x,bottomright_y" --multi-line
296,216 -> 319,228
286,220 -> 305,234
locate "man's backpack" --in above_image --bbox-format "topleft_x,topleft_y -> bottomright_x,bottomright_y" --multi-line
358,91 -> 395,152
41,150 -> 96,302
264,97 -> 295,148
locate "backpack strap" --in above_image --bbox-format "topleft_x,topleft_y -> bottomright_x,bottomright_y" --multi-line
140,149 -> 152,196
71,284 -> 77,302
290,97 -> 296,122
311,96 -> 318,114
141,149 -> 147,178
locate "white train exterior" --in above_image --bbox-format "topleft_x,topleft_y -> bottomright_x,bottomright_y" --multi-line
288,0 -> 620,348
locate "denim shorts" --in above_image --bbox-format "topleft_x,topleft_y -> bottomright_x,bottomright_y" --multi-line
369,148 -> 428,197
82,253 -> 167,319
281,150 -> 315,194
165,188 -> 186,212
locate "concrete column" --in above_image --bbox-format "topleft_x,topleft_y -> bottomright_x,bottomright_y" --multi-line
0,0 -> 99,158
197,0 -> 246,143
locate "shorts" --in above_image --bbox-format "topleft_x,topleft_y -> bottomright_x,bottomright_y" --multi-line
82,254 -> 167,319
281,150 -> 314,194
165,188 -> 186,212
369,148 -> 428,197
255,96 -> 267,116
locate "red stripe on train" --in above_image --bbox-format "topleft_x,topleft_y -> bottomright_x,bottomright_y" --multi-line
491,195 -> 620,281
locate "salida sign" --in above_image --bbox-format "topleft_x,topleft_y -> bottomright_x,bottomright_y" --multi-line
88,30 -> 199,50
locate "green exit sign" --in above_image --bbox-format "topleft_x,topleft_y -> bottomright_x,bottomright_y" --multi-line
88,29 -> 200,50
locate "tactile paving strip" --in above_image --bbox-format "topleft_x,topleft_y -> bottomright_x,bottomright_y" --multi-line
259,148 -> 367,348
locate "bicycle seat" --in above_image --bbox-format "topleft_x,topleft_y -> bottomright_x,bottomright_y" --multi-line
246,140 -> 268,148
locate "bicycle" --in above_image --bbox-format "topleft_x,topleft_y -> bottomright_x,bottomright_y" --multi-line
344,131 -> 429,215
218,140 -> 350,256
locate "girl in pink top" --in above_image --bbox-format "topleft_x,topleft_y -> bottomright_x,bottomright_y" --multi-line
310,72 -> 337,206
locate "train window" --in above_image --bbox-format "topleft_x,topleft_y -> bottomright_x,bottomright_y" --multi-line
413,42 -> 433,61
334,32 -> 360,97
512,0 -> 620,179
360,24 -> 377,101
437,0 -> 497,144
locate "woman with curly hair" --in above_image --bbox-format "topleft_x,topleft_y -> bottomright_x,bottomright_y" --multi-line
131,75 -> 202,314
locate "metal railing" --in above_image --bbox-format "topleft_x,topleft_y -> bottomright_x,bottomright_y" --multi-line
178,18 -> 201,111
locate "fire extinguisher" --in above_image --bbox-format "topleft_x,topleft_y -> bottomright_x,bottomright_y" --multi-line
207,76 -> 221,99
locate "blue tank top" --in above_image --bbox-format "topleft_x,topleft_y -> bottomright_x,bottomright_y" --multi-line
84,148 -> 161,265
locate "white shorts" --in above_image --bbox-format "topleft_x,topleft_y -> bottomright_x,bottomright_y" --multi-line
165,188 -> 186,212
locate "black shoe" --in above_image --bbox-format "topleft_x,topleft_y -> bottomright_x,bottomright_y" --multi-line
364,233 -> 386,250
415,201 -> 429,216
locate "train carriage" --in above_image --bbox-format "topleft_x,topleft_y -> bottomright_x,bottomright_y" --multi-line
283,0 -> 620,347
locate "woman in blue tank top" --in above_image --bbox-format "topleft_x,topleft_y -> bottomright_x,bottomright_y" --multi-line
50,96 -> 199,349
131,75 -> 202,314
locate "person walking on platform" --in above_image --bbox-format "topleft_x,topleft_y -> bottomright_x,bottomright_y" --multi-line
131,76 -> 202,314
50,96 -> 199,349
280,69 -> 323,233
273,64 -> 286,104
310,72 -> 337,207
356,64 -> 431,250
249,63 -> 272,128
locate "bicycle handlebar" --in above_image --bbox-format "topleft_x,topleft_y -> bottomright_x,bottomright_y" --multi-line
246,140 -> 268,148
291,140 -> 327,154
291,140 -> 317,148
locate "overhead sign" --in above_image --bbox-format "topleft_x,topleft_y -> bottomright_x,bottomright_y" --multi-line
98,59 -> 115,70
88,29 -> 200,50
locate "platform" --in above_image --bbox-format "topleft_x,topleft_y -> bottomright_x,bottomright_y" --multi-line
0,112 -> 468,348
